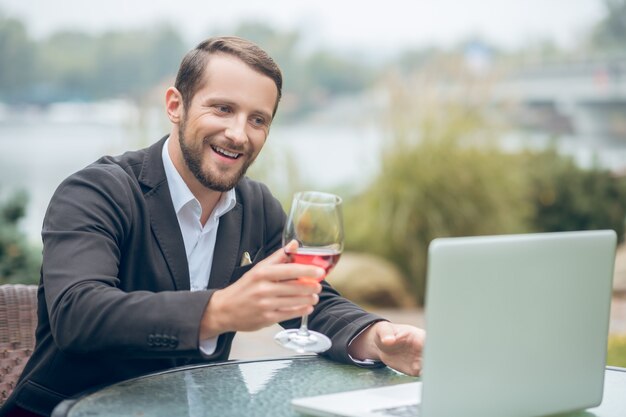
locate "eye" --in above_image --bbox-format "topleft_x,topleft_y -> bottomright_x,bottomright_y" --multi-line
251,115 -> 268,127
214,105 -> 231,114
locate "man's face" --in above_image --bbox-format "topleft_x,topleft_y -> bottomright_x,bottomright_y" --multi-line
175,54 -> 278,192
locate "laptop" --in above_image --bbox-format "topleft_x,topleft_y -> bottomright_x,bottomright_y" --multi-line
292,230 -> 617,417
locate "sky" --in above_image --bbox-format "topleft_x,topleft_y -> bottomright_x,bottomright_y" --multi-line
0,0 -> 606,53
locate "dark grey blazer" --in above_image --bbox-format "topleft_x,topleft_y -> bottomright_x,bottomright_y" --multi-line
0,137 -> 382,416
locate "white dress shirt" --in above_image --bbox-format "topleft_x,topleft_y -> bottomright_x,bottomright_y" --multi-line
162,138 -> 236,354
162,139 -> 378,364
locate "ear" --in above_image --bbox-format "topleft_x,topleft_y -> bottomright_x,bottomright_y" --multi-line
165,87 -> 183,124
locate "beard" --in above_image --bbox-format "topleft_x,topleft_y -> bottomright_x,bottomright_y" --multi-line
178,121 -> 255,192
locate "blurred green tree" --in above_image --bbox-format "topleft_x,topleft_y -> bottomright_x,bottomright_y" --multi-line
0,13 -> 36,102
232,21 -> 374,120
233,21 -> 301,66
91,24 -> 185,99
0,190 -> 41,285
302,50 -> 373,95
592,0 -> 626,51
37,31 -> 98,101
0,14 -> 186,103
344,69 -> 532,304
522,148 -> 626,240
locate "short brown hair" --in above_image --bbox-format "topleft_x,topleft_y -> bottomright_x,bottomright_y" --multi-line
174,36 -> 283,116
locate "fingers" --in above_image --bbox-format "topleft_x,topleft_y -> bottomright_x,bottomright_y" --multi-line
274,281 -> 320,301
266,292 -> 319,310
251,262 -> 325,284
249,242 -> 326,283
243,268 -> 322,296
249,292 -> 318,325
375,323 -> 426,357
274,264 -> 325,283
275,303 -> 315,316
202,244 -> 326,335
204,284 -> 319,334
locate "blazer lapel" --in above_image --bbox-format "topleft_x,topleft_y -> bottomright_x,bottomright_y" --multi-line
208,203 -> 242,290
139,136 -> 190,291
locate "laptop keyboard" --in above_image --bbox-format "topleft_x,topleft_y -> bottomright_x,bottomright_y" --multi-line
372,403 -> 420,417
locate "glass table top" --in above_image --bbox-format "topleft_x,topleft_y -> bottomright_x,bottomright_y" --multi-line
59,358 -> 626,417
65,356 -> 414,417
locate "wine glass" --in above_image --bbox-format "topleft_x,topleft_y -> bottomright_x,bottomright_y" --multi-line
274,191 -> 344,353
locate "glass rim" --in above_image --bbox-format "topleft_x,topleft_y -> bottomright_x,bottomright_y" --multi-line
293,191 -> 342,205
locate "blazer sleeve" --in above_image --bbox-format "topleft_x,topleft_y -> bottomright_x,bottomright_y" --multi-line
42,164 -> 211,358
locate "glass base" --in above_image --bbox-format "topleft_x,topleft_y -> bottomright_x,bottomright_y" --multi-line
274,328 -> 332,353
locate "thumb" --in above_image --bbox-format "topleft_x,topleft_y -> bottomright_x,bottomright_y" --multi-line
375,321 -> 398,346
283,239 -> 299,254
261,240 -> 298,265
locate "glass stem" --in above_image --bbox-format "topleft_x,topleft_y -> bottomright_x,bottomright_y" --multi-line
297,314 -> 310,336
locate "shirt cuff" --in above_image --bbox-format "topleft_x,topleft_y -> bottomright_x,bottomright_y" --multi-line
199,336 -> 218,355
347,322 -> 384,366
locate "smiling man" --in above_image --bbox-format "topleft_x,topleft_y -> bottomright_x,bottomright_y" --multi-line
0,37 -> 425,417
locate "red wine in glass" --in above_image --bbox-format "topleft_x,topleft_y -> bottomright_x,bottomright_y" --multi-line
274,191 -> 344,353
285,248 -> 342,284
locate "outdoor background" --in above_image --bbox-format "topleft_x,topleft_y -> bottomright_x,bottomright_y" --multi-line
1,0 -> 626,364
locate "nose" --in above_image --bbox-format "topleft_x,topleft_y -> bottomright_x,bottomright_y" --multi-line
224,115 -> 248,146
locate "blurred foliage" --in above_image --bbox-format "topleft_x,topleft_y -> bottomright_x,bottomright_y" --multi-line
1,3 -> 625,116
607,333 -> 626,367
343,60 -> 626,304
0,14 -> 374,121
522,147 -> 626,239
344,66 -> 533,303
232,22 -> 374,120
592,0 -> 626,51
0,13 -> 185,103
0,189 -> 41,285
0,14 -> 36,101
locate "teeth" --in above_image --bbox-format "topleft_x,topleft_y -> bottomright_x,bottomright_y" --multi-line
213,146 -> 239,158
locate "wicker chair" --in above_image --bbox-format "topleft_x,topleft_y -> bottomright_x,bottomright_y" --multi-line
0,284 -> 38,405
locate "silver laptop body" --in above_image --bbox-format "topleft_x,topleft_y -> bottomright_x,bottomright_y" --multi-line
292,230 -> 617,417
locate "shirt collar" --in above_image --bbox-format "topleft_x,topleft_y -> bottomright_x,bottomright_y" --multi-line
162,137 -> 236,218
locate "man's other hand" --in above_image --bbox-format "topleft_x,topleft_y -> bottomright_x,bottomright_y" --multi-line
348,321 -> 425,377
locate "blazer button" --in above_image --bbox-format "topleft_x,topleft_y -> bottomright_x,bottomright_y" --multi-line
170,337 -> 179,348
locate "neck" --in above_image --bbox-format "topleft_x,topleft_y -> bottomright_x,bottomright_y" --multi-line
196,191 -> 222,226
167,134 -> 222,226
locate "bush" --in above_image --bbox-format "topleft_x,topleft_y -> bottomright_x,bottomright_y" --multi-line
0,189 -> 41,285
607,334 -> 626,368
345,137 -> 532,303
522,148 -> 626,241
344,71 -> 533,303
343,68 -> 626,305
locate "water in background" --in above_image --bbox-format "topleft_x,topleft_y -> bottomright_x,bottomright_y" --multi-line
0,101 -> 383,242
3,100 -> 626,243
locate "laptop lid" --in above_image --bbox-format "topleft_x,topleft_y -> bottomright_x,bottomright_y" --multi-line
291,230 -> 616,417
421,230 -> 616,417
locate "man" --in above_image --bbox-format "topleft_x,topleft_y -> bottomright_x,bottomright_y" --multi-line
1,36 -> 425,417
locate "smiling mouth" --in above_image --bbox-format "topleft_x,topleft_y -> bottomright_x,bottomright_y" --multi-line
211,145 -> 242,159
